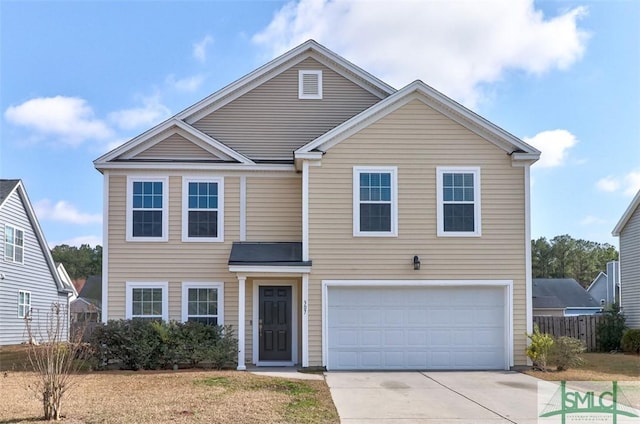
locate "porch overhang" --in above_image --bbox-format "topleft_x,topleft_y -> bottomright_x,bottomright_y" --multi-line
228,242 -> 312,273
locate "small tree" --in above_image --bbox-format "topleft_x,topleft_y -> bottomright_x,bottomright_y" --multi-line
549,336 -> 586,371
597,303 -> 626,352
526,324 -> 554,371
25,303 -> 89,421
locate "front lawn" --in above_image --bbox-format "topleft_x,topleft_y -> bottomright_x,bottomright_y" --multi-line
524,352 -> 640,381
0,346 -> 339,423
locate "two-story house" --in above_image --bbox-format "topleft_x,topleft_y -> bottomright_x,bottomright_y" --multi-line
0,179 -> 73,345
94,40 -> 540,370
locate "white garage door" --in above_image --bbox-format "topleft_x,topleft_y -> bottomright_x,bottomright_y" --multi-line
326,285 -> 507,370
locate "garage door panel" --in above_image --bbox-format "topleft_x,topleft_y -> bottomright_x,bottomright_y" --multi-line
327,286 -> 507,370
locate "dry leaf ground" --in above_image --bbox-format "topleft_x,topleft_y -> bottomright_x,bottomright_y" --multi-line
0,345 -> 338,424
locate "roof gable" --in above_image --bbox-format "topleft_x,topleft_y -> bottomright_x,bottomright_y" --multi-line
613,189 -> 640,236
180,40 -> 395,124
0,179 -> 69,293
94,119 -> 254,166
94,40 -> 395,169
295,80 -> 540,164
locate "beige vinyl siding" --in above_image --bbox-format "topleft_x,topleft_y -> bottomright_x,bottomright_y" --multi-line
134,134 -> 220,160
306,99 -> 528,366
246,177 -> 302,241
106,174 -> 241,328
193,58 -> 383,160
620,206 -> 640,328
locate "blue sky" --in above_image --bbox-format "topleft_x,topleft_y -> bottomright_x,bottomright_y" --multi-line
1,0 -> 638,249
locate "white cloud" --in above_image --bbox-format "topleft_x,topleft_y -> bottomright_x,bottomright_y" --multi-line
50,235 -> 102,249
596,176 -> 620,193
165,74 -> 206,93
108,95 -> 171,130
4,96 -> 113,146
623,171 -> 640,196
524,129 -> 578,168
252,0 -> 588,106
34,199 -> 102,225
595,171 -> 640,196
193,35 -> 214,62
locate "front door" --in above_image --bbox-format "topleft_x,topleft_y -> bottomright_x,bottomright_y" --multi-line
259,286 -> 292,361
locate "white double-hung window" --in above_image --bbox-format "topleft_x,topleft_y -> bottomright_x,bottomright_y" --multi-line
18,290 -> 31,318
436,167 -> 481,236
353,166 -> 398,236
5,225 -> 24,263
182,178 -> 224,242
127,177 -> 168,241
125,282 -> 168,321
181,282 -> 224,326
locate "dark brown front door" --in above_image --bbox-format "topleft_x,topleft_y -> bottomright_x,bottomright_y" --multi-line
259,286 -> 292,361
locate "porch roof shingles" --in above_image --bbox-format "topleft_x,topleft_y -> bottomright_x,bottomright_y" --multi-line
228,242 -> 311,267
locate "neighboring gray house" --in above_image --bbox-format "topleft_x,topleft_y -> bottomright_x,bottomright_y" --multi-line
613,189 -> 640,328
533,278 -> 602,316
586,261 -> 620,307
0,180 -> 73,345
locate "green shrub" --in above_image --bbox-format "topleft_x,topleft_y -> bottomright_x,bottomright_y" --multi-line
621,329 -> 640,354
597,303 -> 627,352
549,336 -> 585,371
90,320 -> 238,370
526,324 -> 554,370
204,325 -> 238,369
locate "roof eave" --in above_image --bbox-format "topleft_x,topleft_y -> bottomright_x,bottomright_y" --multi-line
612,189 -> 640,236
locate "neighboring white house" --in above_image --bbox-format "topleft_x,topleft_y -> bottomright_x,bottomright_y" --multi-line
613,190 -> 640,328
0,180 -> 74,345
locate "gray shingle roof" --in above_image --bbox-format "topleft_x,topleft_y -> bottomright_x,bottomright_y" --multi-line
0,179 -> 20,205
532,278 -> 601,309
79,275 -> 102,306
229,242 -> 311,266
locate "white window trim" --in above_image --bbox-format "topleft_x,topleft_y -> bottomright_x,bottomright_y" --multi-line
125,282 -> 169,321
4,224 -> 25,264
18,290 -> 31,318
182,177 -> 224,242
298,70 -> 323,99
353,166 -> 398,237
436,166 -> 481,237
126,176 -> 169,242
181,282 -> 224,325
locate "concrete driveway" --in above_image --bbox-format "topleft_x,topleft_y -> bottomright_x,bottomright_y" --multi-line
326,371 -> 543,423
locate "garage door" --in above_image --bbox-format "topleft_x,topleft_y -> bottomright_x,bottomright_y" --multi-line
326,285 -> 507,370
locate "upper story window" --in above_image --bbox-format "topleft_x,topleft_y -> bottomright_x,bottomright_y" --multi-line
125,282 -> 168,321
182,178 -> 224,242
4,225 -> 24,263
353,166 -> 398,237
18,290 -> 31,318
299,70 -> 323,99
126,177 -> 168,242
436,167 -> 481,237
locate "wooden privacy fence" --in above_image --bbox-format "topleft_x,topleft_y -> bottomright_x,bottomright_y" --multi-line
533,315 -> 604,352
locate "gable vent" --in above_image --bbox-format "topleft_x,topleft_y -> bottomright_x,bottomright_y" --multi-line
299,70 -> 322,99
